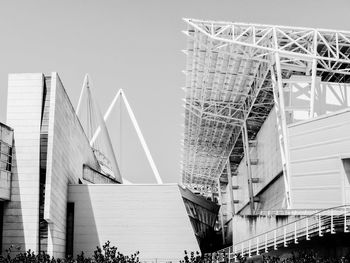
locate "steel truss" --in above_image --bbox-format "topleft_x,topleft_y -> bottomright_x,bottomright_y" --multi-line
181,18 -> 350,206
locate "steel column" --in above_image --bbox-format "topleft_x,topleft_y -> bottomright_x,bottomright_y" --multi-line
242,120 -> 255,214
217,178 -> 226,243
227,159 -> 235,215
271,51 -> 292,209
310,30 -> 318,118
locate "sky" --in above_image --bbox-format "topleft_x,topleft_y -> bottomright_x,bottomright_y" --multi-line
0,0 -> 350,184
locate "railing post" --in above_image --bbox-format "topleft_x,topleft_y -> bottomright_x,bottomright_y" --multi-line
283,227 -> 287,247
265,233 -> 268,253
241,242 -> 244,257
306,217 -> 310,240
274,230 -> 277,250
331,209 -> 335,234
319,213 -> 323,236
234,246 -> 237,262
294,222 -> 298,244
345,206 -> 349,233
256,237 -> 260,255
248,240 -> 251,258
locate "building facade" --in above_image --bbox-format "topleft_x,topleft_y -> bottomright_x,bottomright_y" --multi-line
0,73 -> 202,260
0,123 -> 14,252
181,19 -> 350,260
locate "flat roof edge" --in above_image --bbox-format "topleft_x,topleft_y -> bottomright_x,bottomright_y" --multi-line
287,108 -> 350,128
184,18 -> 350,35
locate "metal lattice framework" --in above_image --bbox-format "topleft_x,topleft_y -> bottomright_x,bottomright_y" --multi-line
181,18 -> 350,200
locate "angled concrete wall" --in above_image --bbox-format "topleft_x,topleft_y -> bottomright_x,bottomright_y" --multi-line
68,184 -> 199,261
44,73 -> 100,257
4,73 -> 44,253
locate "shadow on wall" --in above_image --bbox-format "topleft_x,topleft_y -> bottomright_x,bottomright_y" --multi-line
68,184 -> 200,261
2,145 -> 26,255
67,185 -> 99,258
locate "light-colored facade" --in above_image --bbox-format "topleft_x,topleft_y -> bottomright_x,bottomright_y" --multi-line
68,184 -> 199,260
0,123 -> 13,202
0,72 -> 201,260
3,73 -> 104,256
181,19 -> 350,259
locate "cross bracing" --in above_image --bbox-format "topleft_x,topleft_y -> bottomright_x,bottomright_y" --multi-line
181,18 -> 350,200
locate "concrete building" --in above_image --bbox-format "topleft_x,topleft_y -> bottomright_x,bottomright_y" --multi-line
0,122 -> 14,252
3,18 -> 350,262
181,19 -> 350,260
0,72 -> 205,261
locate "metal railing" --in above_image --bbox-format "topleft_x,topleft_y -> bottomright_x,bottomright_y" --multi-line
216,205 -> 350,261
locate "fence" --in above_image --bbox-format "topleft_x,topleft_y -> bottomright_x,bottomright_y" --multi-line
215,205 -> 350,261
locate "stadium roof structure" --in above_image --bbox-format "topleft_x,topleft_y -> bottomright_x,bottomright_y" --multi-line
181,18 -> 350,197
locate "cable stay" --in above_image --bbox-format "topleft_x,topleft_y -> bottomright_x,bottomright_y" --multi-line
92,88 -> 163,185
76,74 -> 163,184
76,74 -> 123,183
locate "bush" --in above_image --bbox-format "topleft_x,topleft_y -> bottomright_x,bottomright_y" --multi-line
179,250 -> 246,263
180,251 -> 202,263
0,241 -> 140,263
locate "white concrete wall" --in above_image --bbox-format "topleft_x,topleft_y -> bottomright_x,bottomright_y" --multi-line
231,213 -> 311,246
4,73 -> 44,253
44,73 -> 100,257
68,184 -> 199,261
288,109 -> 350,209
234,109 -> 282,212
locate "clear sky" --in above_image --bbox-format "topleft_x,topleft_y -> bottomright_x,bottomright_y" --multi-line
0,0 -> 350,184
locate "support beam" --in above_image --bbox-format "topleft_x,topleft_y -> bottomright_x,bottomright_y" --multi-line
90,89 -> 122,145
241,120 -> 255,214
310,58 -> 317,118
227,160 -> 235,215
87,88 -> 163,185
270,52 -> 292,209
121,90 -> 163,184
76,74 -> 88,116
310,30 -> 318,118
217,178 -> 226,243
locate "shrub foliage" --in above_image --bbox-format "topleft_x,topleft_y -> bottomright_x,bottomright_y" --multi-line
0,241 -> 139,263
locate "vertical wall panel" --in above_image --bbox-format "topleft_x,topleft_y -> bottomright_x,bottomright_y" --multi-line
288,109 -> 350,209
68,184 -> 199,261
4,73 -> 44,253
234,109 -> 283,212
